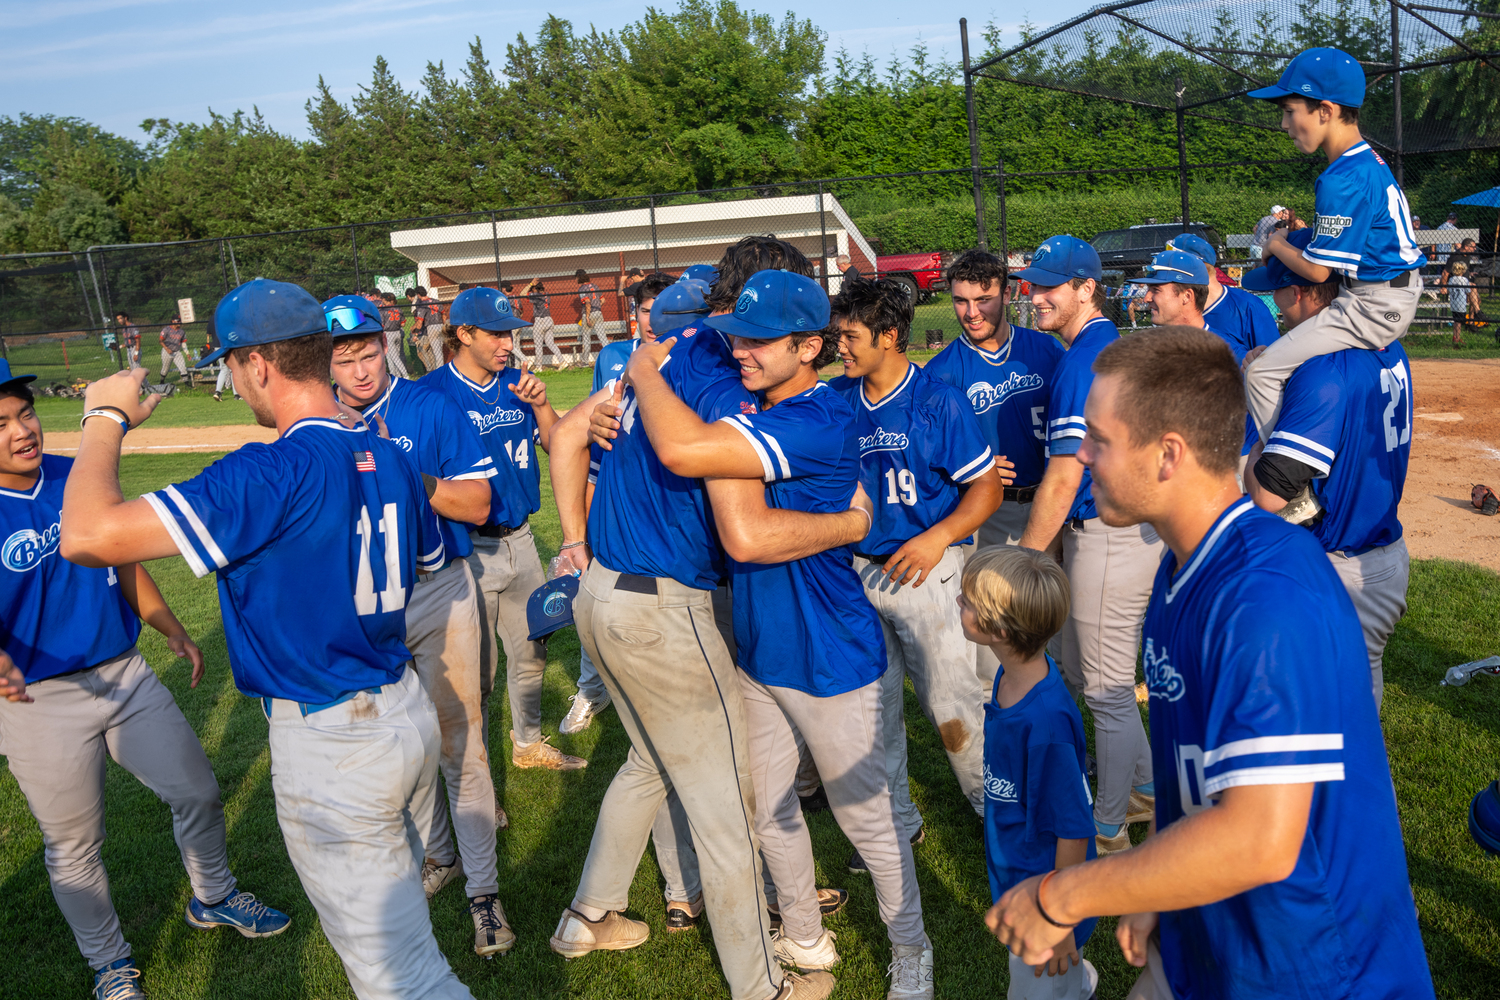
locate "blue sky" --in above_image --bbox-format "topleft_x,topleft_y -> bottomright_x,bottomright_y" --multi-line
0,0 -> 1095,142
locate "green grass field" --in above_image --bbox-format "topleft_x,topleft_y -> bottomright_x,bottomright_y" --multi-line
3,450 -> 1499,999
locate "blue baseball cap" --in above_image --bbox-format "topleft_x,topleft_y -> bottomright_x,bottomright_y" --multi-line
322,294 -> 384,338
680,264 -> 719,285
705,270 -> 830,340
1240,228 -> 1319,291
1164,232 -> 1217,266
1248,47 -> 1365,108
199,278 -> 328,368
650,279 -> 711,333
526,575 -> 579,641
449,286 -> 530,332
1132,250 -> 1210,286
1012,235 -> 1102,286
0,359 -> 37,391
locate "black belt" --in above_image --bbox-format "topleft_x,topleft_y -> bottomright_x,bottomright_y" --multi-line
614,573 -> 658,595
475,520 -> 526,538
1345,270 -> 1413,289
854,552 -> 890,565
1005,485 -> 1038,504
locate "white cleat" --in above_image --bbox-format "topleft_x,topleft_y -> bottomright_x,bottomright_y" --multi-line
885,940 -> 935,1000
772,928 -> 839,971
560,690 -> 612,735
1277,485 -> 1324,526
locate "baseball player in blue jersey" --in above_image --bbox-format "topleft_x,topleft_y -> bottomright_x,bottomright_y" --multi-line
1240,256 -> 1413,708
422,288 -> 586,771
1131,250 -> 1269,364
1162,233 -> 1279,357
546,238 -> 866,1000
324,296 -> 518,955
826,276 -> 1001,858
1015,236 -> 1163,855
987,326 -> 1434,1000
0,360 -> 290,1000
626,269 -> 935,1000
1245,47 -> 1425,444
59,279 -> 472,1000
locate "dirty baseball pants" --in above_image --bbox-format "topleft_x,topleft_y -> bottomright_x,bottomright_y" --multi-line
1246,277 -> 1421,442
1328,537 -> 1410,710
856,546 -> 986,836
740,671 -> 927,951
160,347 -> 188,379
1055,517 -> 1163,829
467,526 -> 549,748
266,666 -> 472,1000
971,498 -> 1036,686
572,562 -> 779,1000
406,558 -> 500,897
0,648 -> 236,970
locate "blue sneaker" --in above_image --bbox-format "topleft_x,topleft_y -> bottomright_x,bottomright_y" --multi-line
93,958 -> 145,1000
185,890 -> 291,938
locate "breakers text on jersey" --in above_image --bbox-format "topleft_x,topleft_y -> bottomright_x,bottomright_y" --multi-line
467,408 -> 526,433
966,372 -> 1045,414
1144,639 -> 1185,702
4,522 -> 60,572
858,427 -> 909,454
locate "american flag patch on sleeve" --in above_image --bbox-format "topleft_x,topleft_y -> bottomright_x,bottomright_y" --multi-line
353,450 -> 377,472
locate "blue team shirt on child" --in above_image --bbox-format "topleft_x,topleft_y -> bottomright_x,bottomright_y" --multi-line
1264,343 -> 1411,556
828,364 -> 994,556
1202,286 -> 1280,363
982,654 -> 1098,953
422,362 -> 540,529
1143,497 -> 1434,1000
720,381 -> 886,697
1303,141 -> 1426,281
1045,317 -> 1119,521
0,455 -> 140,682
590,325 -> 757,590
146,418 -> 446,704
361,376 -> 496,562
923,327 -> 1063,490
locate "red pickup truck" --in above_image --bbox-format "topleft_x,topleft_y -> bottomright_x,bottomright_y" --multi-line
875,251 -> 952,302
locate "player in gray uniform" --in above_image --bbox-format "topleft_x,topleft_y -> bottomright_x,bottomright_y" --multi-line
826,278 -> 1002,864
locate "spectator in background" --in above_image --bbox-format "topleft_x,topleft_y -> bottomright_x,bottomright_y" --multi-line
617,268 -> 646,336
1411,215 -> 1424,232
1449,260 -> 1480,348
575,270 -> 604,365
828,253 -> 860,295
159,317 -> 190,384
406,286 -> 444,371
115,313 -> 142,370
523,278 -> 564,368
1251,204 -> 1288,261
1125,281 -> 1149,328
380,292 -> 409,378
1436,211 -> 1460,263
1442,238 -> 1480,289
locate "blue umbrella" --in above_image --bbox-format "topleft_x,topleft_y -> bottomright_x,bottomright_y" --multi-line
1452,186 -> 1500,249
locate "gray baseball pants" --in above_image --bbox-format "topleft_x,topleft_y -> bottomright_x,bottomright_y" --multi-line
739,671 -> 926,950
267,666 -> 471,1000
1009,950 -> 1093,999
1328,538 -> 1410,710
1056,517 -> 1163,829
406,558 -> 499,897
856,546 -> 986,837
572,562 -> 779,1000
384,328 -> 409,379
160,348 -> 188,379
532,318 -> 564,367
578,310 -> 603,363
0,648 -> 235,970
971,499 -> 1035,686
1246,278 -> 1421,442
467,526 -> 549,747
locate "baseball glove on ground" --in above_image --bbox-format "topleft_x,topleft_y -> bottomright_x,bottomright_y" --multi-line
1473,484 -> 1499,516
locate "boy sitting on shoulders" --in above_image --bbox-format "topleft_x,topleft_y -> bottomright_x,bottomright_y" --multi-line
962,546 -> 1099,1000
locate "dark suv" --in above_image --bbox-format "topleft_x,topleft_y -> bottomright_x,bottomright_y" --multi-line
1091,223 -> 1227,276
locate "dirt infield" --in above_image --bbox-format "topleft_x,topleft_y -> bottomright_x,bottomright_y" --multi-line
40,358 -> 1500,571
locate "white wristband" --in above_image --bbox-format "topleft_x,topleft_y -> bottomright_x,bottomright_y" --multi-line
81,409 -> 129,434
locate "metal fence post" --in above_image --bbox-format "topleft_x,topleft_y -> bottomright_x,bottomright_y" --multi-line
961,18 -> 989,251
1175,78 -> 1191,227
350,225 -> 361,292
997,155 -> 1009,263
649,194 -> 660,272
490,211 -> 503,288
228,241 -> 242,285
218,239 -> 231,292
818,181 -> 829,290
1391,0 -> 1404,185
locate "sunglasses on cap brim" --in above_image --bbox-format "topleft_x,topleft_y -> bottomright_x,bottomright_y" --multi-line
325,307 -> 372,333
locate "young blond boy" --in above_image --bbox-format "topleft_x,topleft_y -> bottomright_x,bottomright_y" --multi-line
961,546 -> 1099,1000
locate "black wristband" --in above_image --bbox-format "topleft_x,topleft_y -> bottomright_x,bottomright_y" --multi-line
422,473 -> 438,499
1036,870 -> 1076,929
94,405 -> 131,426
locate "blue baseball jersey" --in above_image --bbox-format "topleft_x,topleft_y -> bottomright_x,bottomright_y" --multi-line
1202,286 -> 1279,363
593,338 -> 638,394
147,418 -> 446,704
923,327 -> 1063,489
0,455 -> 141,682
1304,141 -> 1426,281
360,376 -> 496,562
1045,317 -> 1119,521
720,382 -> 885,697
982,656 -> 1097,951
422,362 -> 540,529
1143,497 -> 1433,1000
827,364 -> 994,556
1265,343 -> 1411,555
590,324 -> 758,590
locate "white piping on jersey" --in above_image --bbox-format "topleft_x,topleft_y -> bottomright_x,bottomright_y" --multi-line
1164,496 -> 1254,604
1341,141 -> 1371,158
452,469 -> 499,480
1205,762 -> 1344,796
418,540 -> 446,572
1266,430 -> 1335,475
721,415 -> 777,481
0,464 -> 45,500
1304,247 -> 1363,262
144,492 -> 211,579
954,447 -> 996,483
283,417 -> 368,438
164,484 -> 229,571
956,329 -> 1015,367
858,364 -> 916,411
1202,732 -> 1343,768
1075,316 -> 1113,341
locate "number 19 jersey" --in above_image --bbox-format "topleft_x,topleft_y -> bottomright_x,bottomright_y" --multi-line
147,418 -> 446,704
